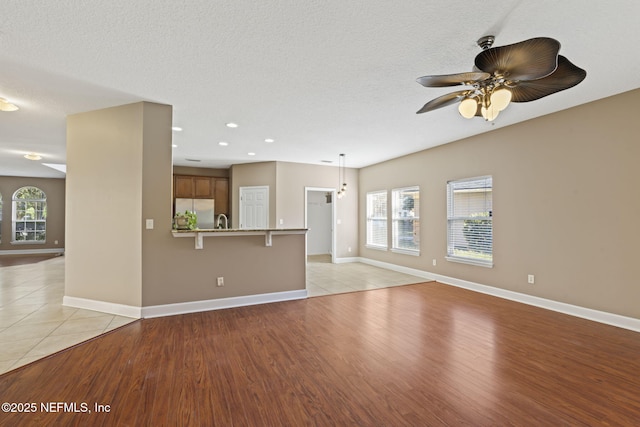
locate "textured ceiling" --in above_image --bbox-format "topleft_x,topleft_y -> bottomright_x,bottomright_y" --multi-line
1,1 -> 639,178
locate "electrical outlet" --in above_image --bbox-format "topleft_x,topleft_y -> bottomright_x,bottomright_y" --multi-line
348,247 -> 352,252
217,277 -> 224,287
432,259 -> 437,266
528,274 -> 535,284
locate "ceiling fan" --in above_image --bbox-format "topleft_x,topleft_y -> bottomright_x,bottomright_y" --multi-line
416,36 -> 586,121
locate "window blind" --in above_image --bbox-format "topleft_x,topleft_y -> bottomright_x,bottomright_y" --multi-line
447,176 -> 492,266
392,186 -> 420,253
366,191 -> 387,249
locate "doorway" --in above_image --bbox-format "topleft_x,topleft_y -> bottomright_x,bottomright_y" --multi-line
305,187 -> 336,263
239,186 -> 269,229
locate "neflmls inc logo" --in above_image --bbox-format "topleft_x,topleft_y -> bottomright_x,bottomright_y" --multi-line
41,402 -> 90,413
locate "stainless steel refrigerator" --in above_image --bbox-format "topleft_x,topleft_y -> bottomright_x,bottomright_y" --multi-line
175,198 -> 215,229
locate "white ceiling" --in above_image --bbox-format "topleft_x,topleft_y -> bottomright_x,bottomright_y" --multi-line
1,1 -> 639,178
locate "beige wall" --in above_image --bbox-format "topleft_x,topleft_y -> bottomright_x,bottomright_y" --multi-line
66,103 -> 147,306
276,162 -> 358,258
143,233 -> 306,305
140,103 -> 175,305
0,176 -> 65,251
359,88 -> 640,319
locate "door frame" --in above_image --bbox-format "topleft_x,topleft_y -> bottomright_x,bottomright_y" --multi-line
304,187 -> 336,264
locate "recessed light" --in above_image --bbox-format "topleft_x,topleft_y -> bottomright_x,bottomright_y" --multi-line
172,126 -> 183,132
226,122 -> 238,128
0,97 -> 19,112
321,160 -> 333,163
185,158 -> 201,162
265,138 -> 274,143
248,152 -> 256,156
24,153 -> 42,161
218,141 -> 229,146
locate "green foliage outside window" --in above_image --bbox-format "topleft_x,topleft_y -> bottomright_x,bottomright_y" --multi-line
13,186 -> 47,242
462,212 -> 492,254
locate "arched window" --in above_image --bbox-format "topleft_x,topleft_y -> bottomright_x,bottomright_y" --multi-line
12,186 -> 47,243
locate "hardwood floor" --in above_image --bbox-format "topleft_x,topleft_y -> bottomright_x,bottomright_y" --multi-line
1,281 -> 639,426
0,254 -> 60,267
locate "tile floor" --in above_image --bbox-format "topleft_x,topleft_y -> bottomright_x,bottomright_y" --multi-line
0,253 -> 426,375
306,254 -> 426,297
0,255 -> 136,375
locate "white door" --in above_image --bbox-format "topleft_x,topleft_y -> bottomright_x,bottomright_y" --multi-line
239,186 -> 269,229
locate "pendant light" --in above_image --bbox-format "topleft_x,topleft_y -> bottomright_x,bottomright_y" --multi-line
337,153 -> 347,199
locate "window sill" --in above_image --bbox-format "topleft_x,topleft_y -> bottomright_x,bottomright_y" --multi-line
445,256 -> 493,268
365,244 -> 387,251
391,248 -> 420,256
11,241 -> 47,245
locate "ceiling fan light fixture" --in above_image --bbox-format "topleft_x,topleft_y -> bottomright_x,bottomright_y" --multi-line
490,87 -> 512,111
416,36 -> 586,121
0,97 -> 19,112
458,97 -> 478,119
481,104 -> 499,121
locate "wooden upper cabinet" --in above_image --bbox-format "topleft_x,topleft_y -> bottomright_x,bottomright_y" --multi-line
174,175 -> 196,198
173,174 -> 229,215
214,178 -> 229,215
193,176 -> 213,198
174,175 -> 214,198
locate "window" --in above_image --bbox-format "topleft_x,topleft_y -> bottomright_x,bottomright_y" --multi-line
447,176 -> 492,266
12,186 -> 47,243
392,186 -> 420,254
366,191 -> 387,249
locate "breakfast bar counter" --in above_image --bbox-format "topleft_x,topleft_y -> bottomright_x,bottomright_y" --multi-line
172,228 -> 307,249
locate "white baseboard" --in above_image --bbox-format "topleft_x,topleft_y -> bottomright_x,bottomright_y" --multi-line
334,257 -> 360,264
357,257 -> 640,333
63,289 -> 307,320
141,289 -> 308,319
358,258 -> 435,280
0,248 -> 65,255
63,296 -> 141,319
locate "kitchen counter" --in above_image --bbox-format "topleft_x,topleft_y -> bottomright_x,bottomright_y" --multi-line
172,228 -> 307,249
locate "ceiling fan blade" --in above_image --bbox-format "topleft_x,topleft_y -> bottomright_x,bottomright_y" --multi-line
475,37 -> 560,81
416,90 -> 469,114
509,55 -> 587,102
416,72 -> 489,87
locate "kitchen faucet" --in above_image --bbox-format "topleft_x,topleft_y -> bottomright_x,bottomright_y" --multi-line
216,213 -> 228,229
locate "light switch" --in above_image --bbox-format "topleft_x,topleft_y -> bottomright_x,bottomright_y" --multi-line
146,219 -> 154,229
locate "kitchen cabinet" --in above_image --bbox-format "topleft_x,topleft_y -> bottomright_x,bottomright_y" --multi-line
174,175 -> 213,198
173,175 -> 229,214
214,178 -> 229,215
